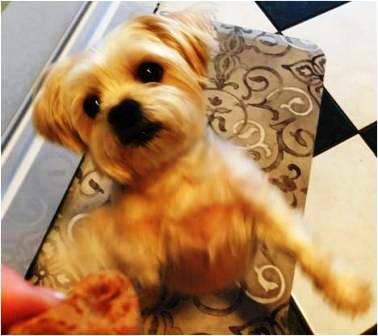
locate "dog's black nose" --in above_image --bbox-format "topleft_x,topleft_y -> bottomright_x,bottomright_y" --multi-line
107,98 -> 161,146
108,99 -> 142,129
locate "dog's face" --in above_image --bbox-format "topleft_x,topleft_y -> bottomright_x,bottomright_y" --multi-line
33,13 -> 216,183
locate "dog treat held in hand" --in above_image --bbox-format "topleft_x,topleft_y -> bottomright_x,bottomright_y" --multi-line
9,272 -> 141,335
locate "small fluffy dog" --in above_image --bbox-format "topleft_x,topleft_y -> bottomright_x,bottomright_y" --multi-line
33,12 -> 371,314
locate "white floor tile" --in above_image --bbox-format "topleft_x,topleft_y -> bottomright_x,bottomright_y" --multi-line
284,2 -> 377,130
293,136 -> 377,334
158,1 -> 276,32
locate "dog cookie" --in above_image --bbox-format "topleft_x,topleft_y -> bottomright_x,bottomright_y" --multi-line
9,271 -> 141,335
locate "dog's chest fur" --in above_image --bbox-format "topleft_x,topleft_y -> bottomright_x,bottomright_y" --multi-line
110,138 -> 256,293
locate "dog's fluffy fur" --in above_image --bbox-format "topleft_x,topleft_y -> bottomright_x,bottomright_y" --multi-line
33,12 -> 371,314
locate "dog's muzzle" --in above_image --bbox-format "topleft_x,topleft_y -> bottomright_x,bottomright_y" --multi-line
108,99 -> 161,146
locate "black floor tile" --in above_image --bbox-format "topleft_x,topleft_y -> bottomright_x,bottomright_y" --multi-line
313,89 -> 357,156
359,122 -> 377,156
288,297 -> 313,335
362,324 -> 377,335
256,1 -> 349,31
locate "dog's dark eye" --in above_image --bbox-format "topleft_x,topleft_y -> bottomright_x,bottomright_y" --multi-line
137,62 -> 163,83
83,95 -> 100,119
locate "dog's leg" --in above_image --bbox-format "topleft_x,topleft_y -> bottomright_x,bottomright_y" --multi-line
63,206 -> 163,309
233,166 -> 371,315
60,207 -> 122,277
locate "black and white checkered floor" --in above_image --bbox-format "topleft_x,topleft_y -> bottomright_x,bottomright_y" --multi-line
158,1 -> 376,334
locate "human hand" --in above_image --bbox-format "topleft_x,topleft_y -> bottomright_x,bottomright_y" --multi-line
1,265 -> 64,332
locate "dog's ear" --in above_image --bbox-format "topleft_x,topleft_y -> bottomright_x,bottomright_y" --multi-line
33,58 -> 86,153
136,12 -> 217,78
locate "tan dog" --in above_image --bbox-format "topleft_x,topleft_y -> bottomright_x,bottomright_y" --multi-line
33,12 -> 371,315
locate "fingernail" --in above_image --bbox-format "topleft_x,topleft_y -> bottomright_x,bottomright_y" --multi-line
34,286 -> 66,301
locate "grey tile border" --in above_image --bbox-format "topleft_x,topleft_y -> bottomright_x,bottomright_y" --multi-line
1,1 -> 86,135
1,2 -> 91,150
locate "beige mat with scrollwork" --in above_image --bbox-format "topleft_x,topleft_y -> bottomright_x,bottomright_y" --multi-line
29,23 -> 325,334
